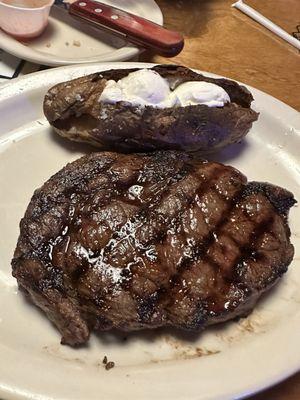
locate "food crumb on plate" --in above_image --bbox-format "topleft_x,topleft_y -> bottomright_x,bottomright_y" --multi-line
105,361 -> 115,371
102,356 -> 115,370
73,40 -> 81,47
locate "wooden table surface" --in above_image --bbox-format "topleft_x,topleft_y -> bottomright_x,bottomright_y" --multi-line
142,0 -> 300,398
141,0 -> 300,111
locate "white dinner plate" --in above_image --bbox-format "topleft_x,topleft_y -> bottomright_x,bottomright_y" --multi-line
0,62 -> 299,400
0,1 -> 163,66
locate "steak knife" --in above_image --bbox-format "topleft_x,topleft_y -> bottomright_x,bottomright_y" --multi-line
54,0 -> 184,57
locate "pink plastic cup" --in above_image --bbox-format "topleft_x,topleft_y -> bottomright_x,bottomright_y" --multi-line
0,0 -> 55,39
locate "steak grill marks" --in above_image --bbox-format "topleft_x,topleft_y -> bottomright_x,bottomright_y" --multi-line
134,166 -> 238,321
12,151 -> 295,345
68,159 -> 194,302
136,178 -> 275,323
49,160 -> 265,319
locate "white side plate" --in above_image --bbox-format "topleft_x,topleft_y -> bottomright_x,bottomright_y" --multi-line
0,1 -> 163,66
0,62 -> 299,400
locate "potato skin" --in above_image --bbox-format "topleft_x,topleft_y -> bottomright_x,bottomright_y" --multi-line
44,65 -> 259,153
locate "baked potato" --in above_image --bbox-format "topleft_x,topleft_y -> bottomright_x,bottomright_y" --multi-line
43,65 -> 259,153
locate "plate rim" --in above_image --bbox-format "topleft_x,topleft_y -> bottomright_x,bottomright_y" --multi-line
1,61 -> 299,117
0,61 -> 299,400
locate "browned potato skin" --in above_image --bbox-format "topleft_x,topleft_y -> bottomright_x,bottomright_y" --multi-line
43,65 -> 259,153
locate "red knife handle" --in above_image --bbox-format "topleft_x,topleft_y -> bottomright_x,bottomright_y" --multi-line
69,0 -> 184,57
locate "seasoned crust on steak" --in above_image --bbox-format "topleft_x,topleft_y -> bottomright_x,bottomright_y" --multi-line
43,65 -> 259,153
12,151 -> 295,345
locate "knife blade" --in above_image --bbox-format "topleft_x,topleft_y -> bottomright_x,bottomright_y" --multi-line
53,0 -> 184,57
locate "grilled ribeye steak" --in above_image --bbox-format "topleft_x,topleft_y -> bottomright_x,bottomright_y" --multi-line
43,65 -> 258,153
12,151 -> 295,346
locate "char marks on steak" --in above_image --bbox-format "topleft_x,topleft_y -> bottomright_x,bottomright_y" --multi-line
12,151 -> 295,345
